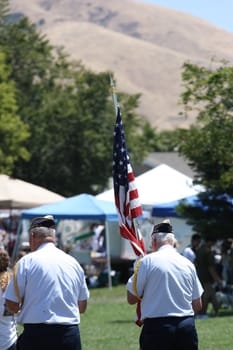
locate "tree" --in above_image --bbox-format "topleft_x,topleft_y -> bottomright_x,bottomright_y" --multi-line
0,50 -> 29,173
0,0 -> 9,22
177,61 -> 233,239
152,129 -> 186,152
0,14 -> 155,196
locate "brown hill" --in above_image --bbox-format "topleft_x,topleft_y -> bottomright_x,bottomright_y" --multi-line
9,0 -> 233,129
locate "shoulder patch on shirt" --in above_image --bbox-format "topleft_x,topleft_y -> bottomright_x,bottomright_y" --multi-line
133,259 -> 142,300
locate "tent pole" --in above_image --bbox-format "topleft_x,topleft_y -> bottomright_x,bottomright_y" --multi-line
105,221 -> 112,289
11,218 -> 22,266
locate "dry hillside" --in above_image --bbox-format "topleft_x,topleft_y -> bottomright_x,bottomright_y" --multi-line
9,0 -> 233,129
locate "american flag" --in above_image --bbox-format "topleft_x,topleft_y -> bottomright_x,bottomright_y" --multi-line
113,106 -> 145,257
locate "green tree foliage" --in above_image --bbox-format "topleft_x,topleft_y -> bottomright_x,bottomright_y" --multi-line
0,51 -> 30,173
152,129 -> 186,152
0,11 -> 155,196
177,62 -> 233,239
0,0 -> 9,22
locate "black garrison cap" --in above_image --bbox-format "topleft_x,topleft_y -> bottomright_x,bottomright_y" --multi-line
152,221 -> 173,235
29,215 -> 55,230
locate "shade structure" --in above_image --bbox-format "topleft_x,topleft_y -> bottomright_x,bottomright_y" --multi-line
21,193 -> 118,289
151,195 -> 201,217
96,164 -> 203,207
0,174 -> 64,209
21,193 -> 118,221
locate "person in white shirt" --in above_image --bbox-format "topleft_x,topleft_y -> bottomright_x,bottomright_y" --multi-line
182,233 -> 201,263
4,216 -> 89,350
0,249 -> 17,350
126,221 -> 203,350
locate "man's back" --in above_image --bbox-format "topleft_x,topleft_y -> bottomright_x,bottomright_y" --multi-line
134,245 -> 202,319
7,243 -> 88,324
126,221 -> 203,350
4,215 -> 89,350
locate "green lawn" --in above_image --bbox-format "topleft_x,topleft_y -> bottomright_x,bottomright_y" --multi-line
80,285 -> 233,350
18,284 -> 233,349
196,312 -> 233,350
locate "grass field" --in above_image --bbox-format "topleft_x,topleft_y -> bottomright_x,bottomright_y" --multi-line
79,285 -> 233,350
18,284 -> 233,349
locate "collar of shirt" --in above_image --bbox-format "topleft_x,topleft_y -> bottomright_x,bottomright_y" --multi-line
157,244 -> 174,252
36,242 -> 55,251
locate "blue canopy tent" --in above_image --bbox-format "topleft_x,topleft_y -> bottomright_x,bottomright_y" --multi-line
151,195 -> 201,217
152,193 -> 233,218
21,193 -> 118,221
18,194 -> 118,287
151,195 -> 203,251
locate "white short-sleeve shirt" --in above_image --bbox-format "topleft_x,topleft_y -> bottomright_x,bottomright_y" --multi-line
182,246 -> 196,263
0,286 -> 17,350
5,243 -> 90,324
127,245 -> 203,320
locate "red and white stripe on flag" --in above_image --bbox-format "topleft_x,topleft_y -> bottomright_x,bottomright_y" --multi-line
113,106 -> 145,257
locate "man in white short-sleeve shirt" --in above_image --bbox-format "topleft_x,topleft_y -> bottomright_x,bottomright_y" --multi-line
126,221 -> 203,350
182,233 -> 201,263
5,216 -> 89,350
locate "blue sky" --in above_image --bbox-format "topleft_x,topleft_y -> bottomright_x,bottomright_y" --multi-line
140,0 -> 233,33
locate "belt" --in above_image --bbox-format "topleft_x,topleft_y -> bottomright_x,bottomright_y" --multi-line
24,323 -> 78,328
144,316 -> 193,324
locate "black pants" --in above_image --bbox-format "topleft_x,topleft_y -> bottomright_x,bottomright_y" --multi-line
140,316 -> 198,350
17,324 -> 82,350
7,343 -> 17,350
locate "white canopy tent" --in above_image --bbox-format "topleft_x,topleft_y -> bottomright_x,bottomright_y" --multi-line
96,164 -> 203,208
96,164 -> 204,253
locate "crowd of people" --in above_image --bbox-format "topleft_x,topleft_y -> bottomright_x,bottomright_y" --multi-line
183,234 -> 233,318
1,214 -> 233,350
0,216 -> 20,258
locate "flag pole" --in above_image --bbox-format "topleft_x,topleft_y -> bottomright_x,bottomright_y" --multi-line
110,76 -> 143,247
133,218 -> 142,247
110,75 -> 118,115
105,221 -> 112,289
